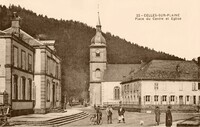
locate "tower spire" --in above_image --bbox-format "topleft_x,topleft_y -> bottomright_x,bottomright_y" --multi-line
96,4 -> 101,31
97,12 -> 101,27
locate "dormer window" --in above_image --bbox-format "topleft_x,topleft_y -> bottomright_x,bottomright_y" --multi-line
96,50 -> 100,57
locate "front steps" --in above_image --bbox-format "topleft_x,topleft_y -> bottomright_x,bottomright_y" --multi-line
10,111 -> 90,126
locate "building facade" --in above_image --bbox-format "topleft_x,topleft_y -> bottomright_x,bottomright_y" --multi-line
0,31 -> 35,116
121,60 -> 200,112
1,13 -> 62,115
33,41 -> 61,114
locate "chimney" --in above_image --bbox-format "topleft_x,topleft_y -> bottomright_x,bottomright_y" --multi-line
198,57 -> 200,67
11,12 -> 21,37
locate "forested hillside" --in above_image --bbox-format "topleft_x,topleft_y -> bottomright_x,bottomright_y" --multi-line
0,5 -> 182,101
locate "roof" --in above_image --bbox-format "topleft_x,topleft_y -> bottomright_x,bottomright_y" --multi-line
4,28 -> 43,46
122,60 -> 200,83
103,64 -> 141,82
0,30 -> 7,35
40,40 -> 55,45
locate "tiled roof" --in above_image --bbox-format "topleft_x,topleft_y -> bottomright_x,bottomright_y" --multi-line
122,60 -> 200,83
103,64 -> 141,82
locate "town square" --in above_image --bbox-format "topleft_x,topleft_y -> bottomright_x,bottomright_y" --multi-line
0,0 -> 200,126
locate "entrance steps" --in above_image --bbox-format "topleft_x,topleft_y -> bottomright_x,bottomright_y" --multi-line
9,111 -> 90,126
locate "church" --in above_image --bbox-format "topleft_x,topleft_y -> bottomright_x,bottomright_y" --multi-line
89,13 -> 200,113
89,13 -> 140,107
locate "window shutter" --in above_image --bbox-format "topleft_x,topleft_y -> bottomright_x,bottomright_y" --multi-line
190,96 -> 193,104
150,96 -> 153,104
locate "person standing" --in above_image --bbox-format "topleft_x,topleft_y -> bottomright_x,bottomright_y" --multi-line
106,105 -> 113,124
96,106 -> 102,125
118,105 -> 125,123
166,106 -> 172,127
155,106 -> 161,125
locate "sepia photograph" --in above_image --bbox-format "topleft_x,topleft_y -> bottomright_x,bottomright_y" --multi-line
0,0 -> 200,126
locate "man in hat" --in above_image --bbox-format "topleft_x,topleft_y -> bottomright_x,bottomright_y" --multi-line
118,105 -> 125,123
106,105 -> 113,124
155,106 -> 161,125
166,106 -> 172,127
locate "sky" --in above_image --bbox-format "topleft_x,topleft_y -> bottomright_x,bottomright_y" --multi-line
1,0 -> 200,60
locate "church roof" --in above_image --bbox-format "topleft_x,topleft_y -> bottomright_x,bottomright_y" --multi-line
103,64 -> 141,82
91,12 -> 106,45
122,60 -> 200,84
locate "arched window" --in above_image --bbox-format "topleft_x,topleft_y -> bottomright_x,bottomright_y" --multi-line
12,75 -> 18,100
95,68 -> 101,78
114,86 -> 120,100
21,77 -> 26,100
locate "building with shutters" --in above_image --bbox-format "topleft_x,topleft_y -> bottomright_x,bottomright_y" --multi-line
121,59 -> 200,112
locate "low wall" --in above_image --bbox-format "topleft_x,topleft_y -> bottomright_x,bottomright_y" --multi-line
119,104 -> 200,113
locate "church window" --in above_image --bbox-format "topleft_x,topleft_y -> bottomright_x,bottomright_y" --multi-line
96,50 -> 100,57
114,86 -> 120,100
95,68 -> 101,78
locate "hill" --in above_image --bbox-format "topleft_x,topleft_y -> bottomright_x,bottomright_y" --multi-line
0,5 -> 182,101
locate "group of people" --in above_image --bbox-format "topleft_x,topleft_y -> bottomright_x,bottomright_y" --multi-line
155,105 -> 172,127
94,105 -> 125,124
94,104 -> 173,127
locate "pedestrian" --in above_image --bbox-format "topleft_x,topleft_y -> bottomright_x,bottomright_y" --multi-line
155,106 -> 161,126
118,105 -> 125,123
166,106 -> 172,127
96,106 -> 102,125
106,105 -> 113,124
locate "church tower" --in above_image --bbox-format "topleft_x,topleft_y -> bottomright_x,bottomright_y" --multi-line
89,12 -> 107,106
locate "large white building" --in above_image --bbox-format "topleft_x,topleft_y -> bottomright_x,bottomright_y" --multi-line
121,60 -> 200,112
0,13 -> 62,116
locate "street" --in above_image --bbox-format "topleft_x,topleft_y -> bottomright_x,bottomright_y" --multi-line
63,107 -> 198,127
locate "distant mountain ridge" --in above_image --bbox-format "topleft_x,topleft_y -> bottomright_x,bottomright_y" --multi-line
0,5 -> 183,100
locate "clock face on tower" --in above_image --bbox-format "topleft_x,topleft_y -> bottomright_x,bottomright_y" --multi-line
96,50 -> 100,57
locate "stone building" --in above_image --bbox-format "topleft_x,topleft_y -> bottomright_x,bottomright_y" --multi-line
1,13 -> 61,115
0,30 -> 35,116
121,60 -> 200,112
33,40 -> 61,113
